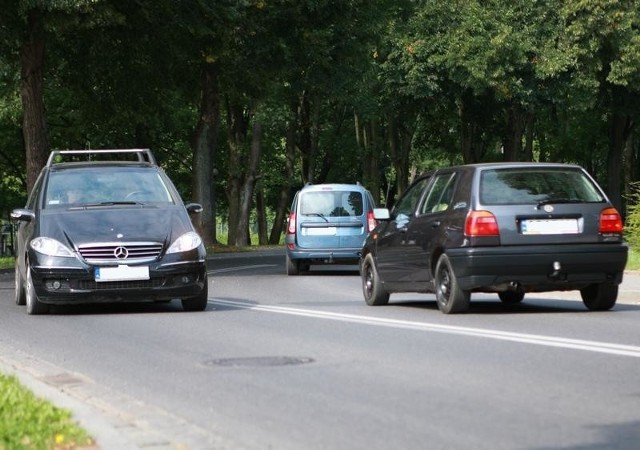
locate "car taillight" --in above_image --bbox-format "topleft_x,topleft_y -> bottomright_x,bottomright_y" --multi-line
287,212 -> 297,235
367,211 -> 376,232
465,210 -> 499,236
599,207 -> 623,233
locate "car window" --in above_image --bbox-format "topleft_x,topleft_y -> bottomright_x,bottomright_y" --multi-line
44,168 -> 174,207
392,176 -> 431,218
300,191 -> 364,217
420,173 -> 456,214
480,168 -> 605,205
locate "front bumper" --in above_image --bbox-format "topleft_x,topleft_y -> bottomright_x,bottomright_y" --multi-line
446,243 -> 628,292
29,258 -> 207,304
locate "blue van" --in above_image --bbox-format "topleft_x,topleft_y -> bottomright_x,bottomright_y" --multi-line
285,183 -> 377,275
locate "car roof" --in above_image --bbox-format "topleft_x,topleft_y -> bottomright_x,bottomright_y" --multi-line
299,183 -> 369,192
46,149 -> 157,168
414,162 -> 585,179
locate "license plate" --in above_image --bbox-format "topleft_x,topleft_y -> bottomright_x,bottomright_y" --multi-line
95,265 -> 150,282
304,227 -> 337,236
520,219 -> 579,235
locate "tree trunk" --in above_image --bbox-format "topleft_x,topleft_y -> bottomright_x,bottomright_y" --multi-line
503,103 -> 525,162
255,186 -> 268,245
269,106 -> 297,244
236,121 -> 262,246
191,62 -> 220,246
20,8 -> 49,192
226,102 -> 250,245
607,111 -> 632,213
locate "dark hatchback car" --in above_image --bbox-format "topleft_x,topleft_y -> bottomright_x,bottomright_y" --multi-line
11,149 -> 208,314
360,162 -> 628,314
285,183 -> 377,275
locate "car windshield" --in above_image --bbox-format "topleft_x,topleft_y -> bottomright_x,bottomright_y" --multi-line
480,168 -> 605,205
300,191 -> 364,217
44,167 -> 175,208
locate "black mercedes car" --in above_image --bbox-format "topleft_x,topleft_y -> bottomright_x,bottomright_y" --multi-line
360,162 -> 628,314
11,149 -> 208,314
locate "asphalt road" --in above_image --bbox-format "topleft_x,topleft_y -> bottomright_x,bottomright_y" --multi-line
1,250 -> 640,450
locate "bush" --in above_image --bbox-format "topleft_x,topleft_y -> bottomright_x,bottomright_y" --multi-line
625,182 -> 640,250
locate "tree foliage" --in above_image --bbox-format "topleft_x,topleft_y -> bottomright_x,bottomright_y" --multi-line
0,0 -> 638,243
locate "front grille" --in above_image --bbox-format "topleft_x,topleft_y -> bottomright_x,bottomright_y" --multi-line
77,277 -> 166,290
78,242 -> 163,263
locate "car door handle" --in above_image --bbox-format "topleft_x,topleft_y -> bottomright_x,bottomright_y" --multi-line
431,221 -> 441,228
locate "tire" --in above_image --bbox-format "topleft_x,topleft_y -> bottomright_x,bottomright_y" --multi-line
25,264 -> 48,315
498,290 -> 525,304
181,275 -> 209,312
434,254 -> 470,314
15,264 -> 26,306
286,255 -> 300,276
361,253 -> 389,306
580,283 -> 618,311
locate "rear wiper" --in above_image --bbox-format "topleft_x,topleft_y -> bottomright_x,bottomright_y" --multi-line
305,213 -> 329,222
536,198 -> 582,209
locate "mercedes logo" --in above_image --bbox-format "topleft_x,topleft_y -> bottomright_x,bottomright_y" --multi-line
114,246 -> 129,259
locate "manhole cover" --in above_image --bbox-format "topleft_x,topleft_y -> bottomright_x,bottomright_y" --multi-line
204,356 -> 314,368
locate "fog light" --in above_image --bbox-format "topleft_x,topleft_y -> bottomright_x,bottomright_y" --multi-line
52,280 -> 61,290
181,275 -> 190,284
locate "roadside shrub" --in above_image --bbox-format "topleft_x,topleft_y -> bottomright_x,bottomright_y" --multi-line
625,182 -> 640,250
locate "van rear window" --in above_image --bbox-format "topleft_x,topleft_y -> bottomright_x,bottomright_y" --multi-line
480,168 -> 605,205
300,191 -> 364,217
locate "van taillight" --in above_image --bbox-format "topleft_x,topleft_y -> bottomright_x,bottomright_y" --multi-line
287,212 -> 297,234
599,207 -> 623,233
367,211 -> 376,232
465,211 -> 499,236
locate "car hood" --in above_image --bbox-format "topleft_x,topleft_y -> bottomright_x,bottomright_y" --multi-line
38,205 -> 191,248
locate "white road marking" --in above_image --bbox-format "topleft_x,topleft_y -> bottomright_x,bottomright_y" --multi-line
208,264 -> 277,274
210,299 -> 640,358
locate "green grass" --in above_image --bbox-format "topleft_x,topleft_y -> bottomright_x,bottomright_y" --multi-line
0,373 -> 93,449
0,257 -> 13,271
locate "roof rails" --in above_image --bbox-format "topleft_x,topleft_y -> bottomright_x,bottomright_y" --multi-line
46,149 -> 156,167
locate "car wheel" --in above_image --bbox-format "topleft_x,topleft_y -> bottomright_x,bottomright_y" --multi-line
434,254 -> 470,314
181,276 -> 209,312
25,263 -> 48,315
15,264 -> 26,306
286,255 -> 300,276
361,253 -> 389,306
498,290 -> 525,304
580,283 -> 618,311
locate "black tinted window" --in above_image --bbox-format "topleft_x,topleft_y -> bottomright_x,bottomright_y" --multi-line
421,173 -> 456,214
45,168 -> 174,207
393,176 -> 431,217
480,168 -> 605,205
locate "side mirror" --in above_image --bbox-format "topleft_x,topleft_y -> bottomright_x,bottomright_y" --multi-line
185,203 -> 203,215
10,208 -> 35,223
373,208 -> 390,220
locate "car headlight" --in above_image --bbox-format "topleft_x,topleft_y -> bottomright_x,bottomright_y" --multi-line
167,231 -> 202,254
30,237 -> 75,257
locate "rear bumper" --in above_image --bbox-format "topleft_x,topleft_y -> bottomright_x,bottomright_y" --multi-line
286,247 -> 362,264
446,243 -> 628,292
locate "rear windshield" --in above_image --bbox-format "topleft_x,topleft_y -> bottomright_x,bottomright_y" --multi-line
44,167 -> 174,208
480,168 -> 605,205
300,191 -> 364,217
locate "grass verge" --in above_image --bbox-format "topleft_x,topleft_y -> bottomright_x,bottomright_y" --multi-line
0,373 -> 94,449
